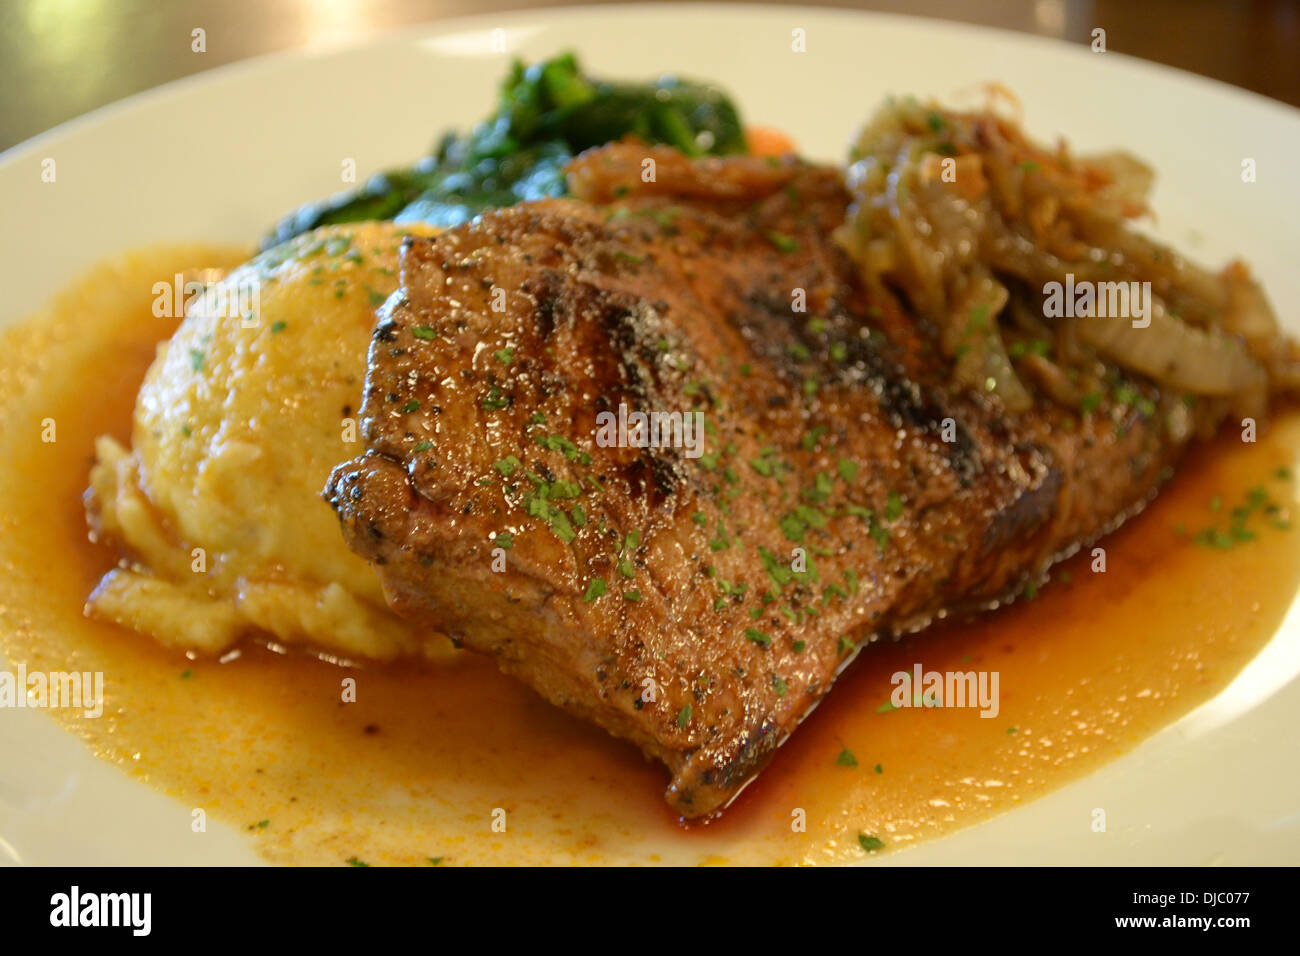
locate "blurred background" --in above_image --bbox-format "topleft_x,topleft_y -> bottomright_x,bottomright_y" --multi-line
2,0 -> 1297,151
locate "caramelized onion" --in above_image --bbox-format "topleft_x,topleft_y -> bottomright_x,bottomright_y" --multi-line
1077,307 -> 1266,396
837,97 -> 1289,412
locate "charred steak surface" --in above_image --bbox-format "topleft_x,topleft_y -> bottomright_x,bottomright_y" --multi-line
326,145 -> 1182,818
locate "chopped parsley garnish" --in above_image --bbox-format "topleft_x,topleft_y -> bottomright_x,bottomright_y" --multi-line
1008,338 -> 1051,359
750,448 -> 784,477
524,493 -> 577,542
401,399 -> 420,413
759,546 -> 793,587
745,628 -> 772,647
413,440 -> 433,452
766,231 -> 799,252
481,385 -> 509,410
1190,480 -> 1291,547
709,521 -> 731,552
802,471 -> 834,504
779,512 -> 807,543
677,704 -> 692,727
495,347 -> 515,364
494,532 -> 513,549
536,433 -> 580,460
858,833 -> 885,853
411,325 -> 438,340
801,425 -> 826,451
836,747 -> 858,768
583,577 -> 607,601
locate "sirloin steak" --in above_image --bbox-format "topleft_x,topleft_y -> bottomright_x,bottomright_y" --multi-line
326,144 -> 1187,819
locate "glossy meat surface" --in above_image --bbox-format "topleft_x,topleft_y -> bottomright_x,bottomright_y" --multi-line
327,145 -> 1182,818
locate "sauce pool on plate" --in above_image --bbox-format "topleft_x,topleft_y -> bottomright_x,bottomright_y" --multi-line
1,246 -> 1297,865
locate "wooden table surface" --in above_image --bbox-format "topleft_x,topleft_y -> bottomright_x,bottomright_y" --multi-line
2,0 -> 1297,151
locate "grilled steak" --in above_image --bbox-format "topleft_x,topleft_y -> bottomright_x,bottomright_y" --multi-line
326,144 -> 1188,819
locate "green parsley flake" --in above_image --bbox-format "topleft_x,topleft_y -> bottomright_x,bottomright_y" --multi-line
766,231 -> 799,252
858,834 -> 885,853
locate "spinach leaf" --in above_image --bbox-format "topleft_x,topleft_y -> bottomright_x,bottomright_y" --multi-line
261,52 -> 746,249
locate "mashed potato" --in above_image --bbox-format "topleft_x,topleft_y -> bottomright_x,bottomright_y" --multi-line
86,222 -> 451,661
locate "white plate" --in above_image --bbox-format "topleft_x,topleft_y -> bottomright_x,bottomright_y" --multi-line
2,3 -> 1298,866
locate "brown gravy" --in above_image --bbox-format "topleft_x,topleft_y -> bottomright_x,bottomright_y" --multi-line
1,246 -> 1297,865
